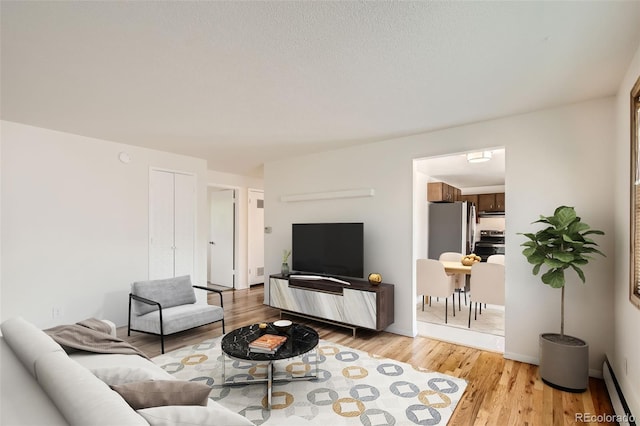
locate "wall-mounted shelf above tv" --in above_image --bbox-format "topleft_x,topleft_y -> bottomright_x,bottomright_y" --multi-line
280,188 -> 374,202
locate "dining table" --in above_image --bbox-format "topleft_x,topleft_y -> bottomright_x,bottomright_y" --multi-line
440,260 -> 474,311
441,261 -> 473,275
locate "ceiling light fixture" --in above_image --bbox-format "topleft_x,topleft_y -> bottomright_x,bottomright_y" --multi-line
466,151 -> 492,163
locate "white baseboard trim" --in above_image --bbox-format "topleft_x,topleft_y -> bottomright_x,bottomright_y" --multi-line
503,351 -> 537,365
384,325 -> 413,337
503,352 -> 602,378
603,359 -> 636,425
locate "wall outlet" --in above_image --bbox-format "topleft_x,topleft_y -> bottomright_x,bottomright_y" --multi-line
51,307 -> 62,319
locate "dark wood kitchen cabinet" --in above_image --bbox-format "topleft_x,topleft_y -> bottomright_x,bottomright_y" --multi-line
427,182 -> 460,203
460,194 -> 478,206
495,192 -> 505,210
478,192 -> 505,212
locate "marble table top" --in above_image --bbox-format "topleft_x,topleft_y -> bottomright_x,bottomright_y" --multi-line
221,323 -> 319,361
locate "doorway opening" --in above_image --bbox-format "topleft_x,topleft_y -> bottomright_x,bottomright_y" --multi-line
207,186 -> 237,290
412,148 -> 506,352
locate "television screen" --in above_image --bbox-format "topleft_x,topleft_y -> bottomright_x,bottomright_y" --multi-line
292,223 -> 364,279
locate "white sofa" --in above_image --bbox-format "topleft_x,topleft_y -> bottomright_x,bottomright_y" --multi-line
0,317 -> 253,426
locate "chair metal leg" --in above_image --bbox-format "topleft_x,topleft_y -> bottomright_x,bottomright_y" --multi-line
422,295 -> 425,311
452,293 -> 456,317
468,300 -> 472,328
458,290 -> 461,311
159,308 -> 165,354
474,302 -> 478,320
445,299 -> 448,324
127,295 -> 132,336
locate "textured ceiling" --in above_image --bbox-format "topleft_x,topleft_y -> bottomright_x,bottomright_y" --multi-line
2,1 -> 640,177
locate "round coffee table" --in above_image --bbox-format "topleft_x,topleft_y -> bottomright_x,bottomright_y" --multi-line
220,323 -> 319,408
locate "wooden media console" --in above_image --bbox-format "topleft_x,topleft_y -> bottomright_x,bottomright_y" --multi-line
269,274 -> 394,337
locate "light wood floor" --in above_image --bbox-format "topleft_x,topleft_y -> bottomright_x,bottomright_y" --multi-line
118,285 -> 615,425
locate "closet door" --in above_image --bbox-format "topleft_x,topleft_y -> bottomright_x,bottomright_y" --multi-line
149,170 -> 176,280
149,170 -> 195,280
173,173 -> 195,278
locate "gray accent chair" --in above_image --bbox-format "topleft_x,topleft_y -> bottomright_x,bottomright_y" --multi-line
128,275 -> 225,353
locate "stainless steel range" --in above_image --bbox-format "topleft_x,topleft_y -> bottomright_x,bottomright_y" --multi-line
474,230 -> 505,261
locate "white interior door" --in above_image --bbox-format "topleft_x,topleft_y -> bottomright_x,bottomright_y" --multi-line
149,170 -> 195,281
247,189 -> 264,285
173,173 -> 195,279
209,189 -> 235,287
149,170 -> 175,280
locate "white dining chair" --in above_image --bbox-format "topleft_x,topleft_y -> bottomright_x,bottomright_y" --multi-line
439,252 -> 467,309
468,262 -> 505,328
416,259 -> 457,324
482,255 -> 505,311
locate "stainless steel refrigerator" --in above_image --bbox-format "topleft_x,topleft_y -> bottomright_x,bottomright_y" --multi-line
428,201 -> 476,259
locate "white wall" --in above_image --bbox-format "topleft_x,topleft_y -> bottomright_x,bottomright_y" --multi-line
264,97 -> 616,373
206,170 -> 264,290
613,41 -> 640,416
1,121 -> 209,328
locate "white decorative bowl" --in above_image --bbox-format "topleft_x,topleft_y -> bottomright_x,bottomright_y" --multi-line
273,319 -> 293,332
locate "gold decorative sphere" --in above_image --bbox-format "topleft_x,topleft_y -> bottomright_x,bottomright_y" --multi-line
368,273 -> 382,285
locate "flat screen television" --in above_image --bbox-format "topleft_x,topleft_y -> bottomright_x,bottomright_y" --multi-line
292,222 -> 364,279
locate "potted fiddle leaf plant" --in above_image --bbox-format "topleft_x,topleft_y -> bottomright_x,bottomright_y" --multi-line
520,205 -> 605,392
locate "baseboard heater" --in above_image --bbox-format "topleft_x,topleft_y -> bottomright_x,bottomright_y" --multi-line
603,358 -> 636,425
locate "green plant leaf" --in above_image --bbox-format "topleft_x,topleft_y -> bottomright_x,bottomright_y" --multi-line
570,264 -> 586,283
554,206 -> 577,229
581,247 -> 606,257
541,268 -> 565,288
554,252 -> 574,262
544,258 -> 567,268
532,263 -> 542,275
533,217 -> 551,224
568,221 -> 589,233
526,251 -> 547,265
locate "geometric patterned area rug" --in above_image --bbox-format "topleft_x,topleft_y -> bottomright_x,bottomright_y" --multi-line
153,337 -> 467,425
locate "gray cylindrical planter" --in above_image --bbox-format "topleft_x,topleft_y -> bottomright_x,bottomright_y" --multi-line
539,333 -> 588,392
